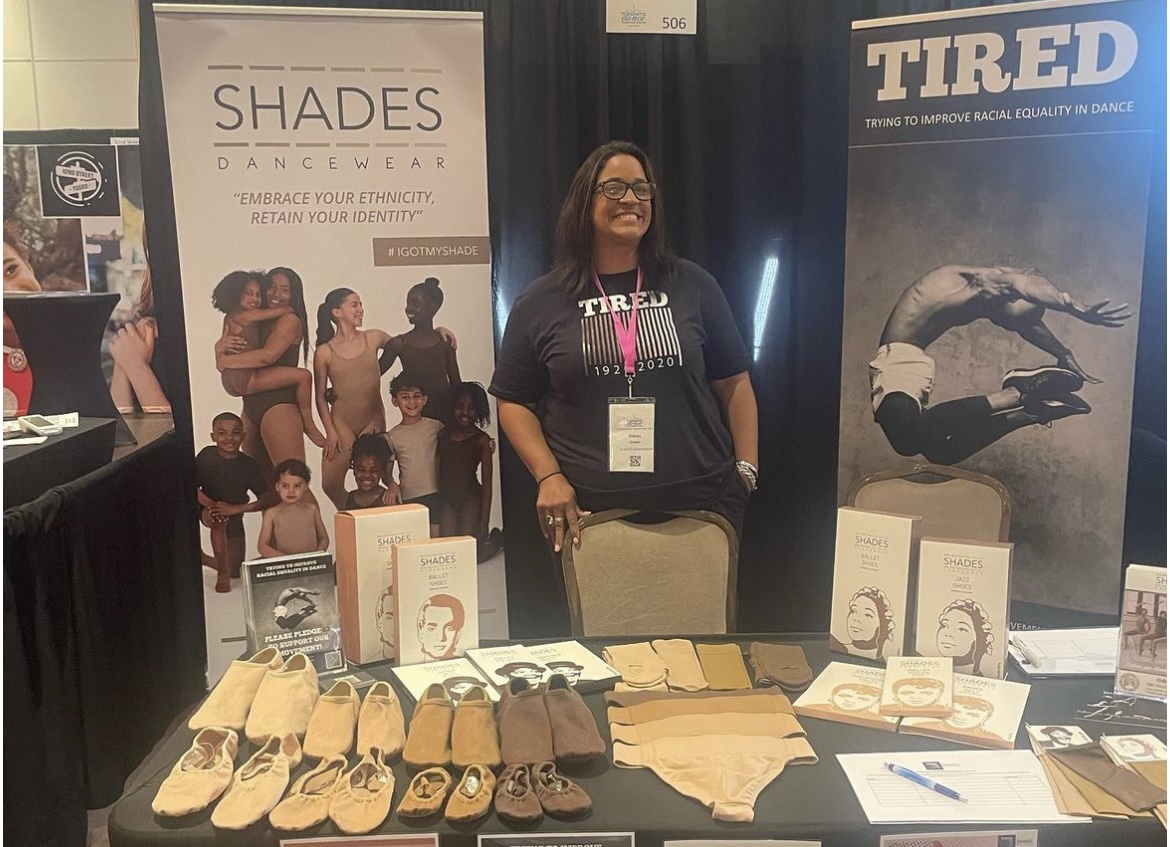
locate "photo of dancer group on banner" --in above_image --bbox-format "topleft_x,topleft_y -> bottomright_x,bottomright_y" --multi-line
196,267 -> 503,592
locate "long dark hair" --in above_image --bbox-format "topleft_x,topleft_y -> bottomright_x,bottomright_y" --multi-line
553,140 -> 674,297
267,267 -> 310,363
315,287 -> 356,347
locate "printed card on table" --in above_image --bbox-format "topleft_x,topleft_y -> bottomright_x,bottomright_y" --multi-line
793,661 -> 898,732
391,657 -> 497,704
880,655 -> 953,718
1025,723 -> 1093,753
1101,733 -> 1168,764
899,673 -> 1030,750
879,831 -> 1037,847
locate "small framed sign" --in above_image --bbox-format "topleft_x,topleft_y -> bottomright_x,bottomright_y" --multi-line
605,0 -> 697,35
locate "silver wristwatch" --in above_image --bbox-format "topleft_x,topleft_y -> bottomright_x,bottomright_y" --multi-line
735,460 -> 758,491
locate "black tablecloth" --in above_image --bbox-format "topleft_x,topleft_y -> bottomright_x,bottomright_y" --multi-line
108,634 -> 1165,847
3,417 -> 116,508
4,428 -> 207,847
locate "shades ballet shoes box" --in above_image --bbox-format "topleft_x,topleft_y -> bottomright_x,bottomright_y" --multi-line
829,507 -> 920,661
392,536 -> 479,666
334,504 -> 430,665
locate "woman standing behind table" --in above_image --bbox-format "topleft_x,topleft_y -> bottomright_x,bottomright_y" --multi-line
490,141 -> 759,553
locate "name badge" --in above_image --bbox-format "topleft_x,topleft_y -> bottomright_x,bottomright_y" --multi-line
608,397 -> 655,473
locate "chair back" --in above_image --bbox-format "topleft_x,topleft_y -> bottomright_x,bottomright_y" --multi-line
848,464 -> 1010,543
561,509 -> 738,637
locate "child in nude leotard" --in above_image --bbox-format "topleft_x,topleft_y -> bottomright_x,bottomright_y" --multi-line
211,270 -> 324,445
258,459 -> 329,556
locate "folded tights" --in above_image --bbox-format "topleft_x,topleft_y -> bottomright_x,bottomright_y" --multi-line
748,642 -> 813,691
651,639 -> 709,692
602,642 -> 668,689
695,643 -> 752,690
608,692 -> 795,726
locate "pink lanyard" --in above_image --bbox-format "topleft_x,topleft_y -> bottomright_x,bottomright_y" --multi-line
592,268 -> 643,396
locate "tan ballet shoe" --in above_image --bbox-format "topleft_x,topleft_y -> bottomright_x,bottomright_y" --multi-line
304,680 -> 359,759
396,767 -> 453,818
328,748 -> 396,835
357,681 -> 406,759
245,652 -> 319,744
402,683 -> 453,769
211,733 -> 300,830
188,648 -> 283,731
151,727 -> 238,817
445,764 -> 496,823
269,754 -> 347,832
451,684 -> 501,770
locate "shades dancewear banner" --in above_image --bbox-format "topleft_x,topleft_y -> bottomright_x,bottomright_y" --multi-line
837,0 -> 1159,617
154,5 -> 505,679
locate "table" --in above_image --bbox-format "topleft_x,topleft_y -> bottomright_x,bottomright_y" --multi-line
5,414 -> 207,847
108,634 -> 1165,847
3,416 -> 116,508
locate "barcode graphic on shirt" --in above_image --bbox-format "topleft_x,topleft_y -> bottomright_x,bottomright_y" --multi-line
581,306 -> 682,374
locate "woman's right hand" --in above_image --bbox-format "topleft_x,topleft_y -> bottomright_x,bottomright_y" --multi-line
214,334 -> 247,361
536,473 -> 589,553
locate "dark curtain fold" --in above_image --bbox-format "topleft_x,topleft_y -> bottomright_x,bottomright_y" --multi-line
3,433 -> 207,847
138,0 -> 1165,641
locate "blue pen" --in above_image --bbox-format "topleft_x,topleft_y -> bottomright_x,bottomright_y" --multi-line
884,762 -> 968,802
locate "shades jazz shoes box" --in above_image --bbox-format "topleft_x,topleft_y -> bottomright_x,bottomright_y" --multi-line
829,507 -> 920,661
915,538 -> 1012,679
334,504 -> 430,665
392,536 -> 478,666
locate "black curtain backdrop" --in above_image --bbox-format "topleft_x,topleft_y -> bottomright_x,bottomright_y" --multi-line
138,0 -> 1166,639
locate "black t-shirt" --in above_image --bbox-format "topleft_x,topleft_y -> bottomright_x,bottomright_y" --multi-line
195,446 -> 268,536
489,259 -> 750,507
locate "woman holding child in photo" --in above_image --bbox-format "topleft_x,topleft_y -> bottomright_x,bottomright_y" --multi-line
214,267 -> 319,497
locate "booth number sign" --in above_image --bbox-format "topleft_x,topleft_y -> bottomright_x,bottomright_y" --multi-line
606,0 -> 697,36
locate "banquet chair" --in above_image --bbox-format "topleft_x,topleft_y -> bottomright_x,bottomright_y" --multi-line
561,509 -> 738,637
848,463 -> 1011,543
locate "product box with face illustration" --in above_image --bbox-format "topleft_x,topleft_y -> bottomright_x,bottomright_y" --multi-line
392,535 -> 478,666
880,655 -> 953,718
915,538 -> 1012,679
899,672 -> 1030,749
830,507 -> 920,661
793,661 -> 899,732
334,504 -> 430,665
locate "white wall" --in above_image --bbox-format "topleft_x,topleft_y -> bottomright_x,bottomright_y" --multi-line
4,0 -> 140,130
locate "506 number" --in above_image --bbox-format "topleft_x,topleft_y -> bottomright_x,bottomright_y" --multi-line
662,16 -> 687,30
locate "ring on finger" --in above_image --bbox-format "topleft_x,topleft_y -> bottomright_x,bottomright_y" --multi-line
546,515 -> 555,526
553,516 -> 565,526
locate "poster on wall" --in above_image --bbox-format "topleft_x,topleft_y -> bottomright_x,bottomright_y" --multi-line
3,135 -> 171,416
837,0 -> 1158,619
154,5 -> 506,679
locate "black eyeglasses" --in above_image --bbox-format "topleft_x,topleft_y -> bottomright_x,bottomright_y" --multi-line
595,179 -> 656,201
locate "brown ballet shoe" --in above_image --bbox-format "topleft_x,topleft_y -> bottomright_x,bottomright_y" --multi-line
395,767 -> 453,818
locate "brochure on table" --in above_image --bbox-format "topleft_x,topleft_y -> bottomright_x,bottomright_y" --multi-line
794,661 -> 898,732
900,673 -> 1029,750
838,750 -> 1084,825
880,656 -> 953,718
392,657 -> 499,703
1115,564 -> 1167,702
466,641 -> 620,693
